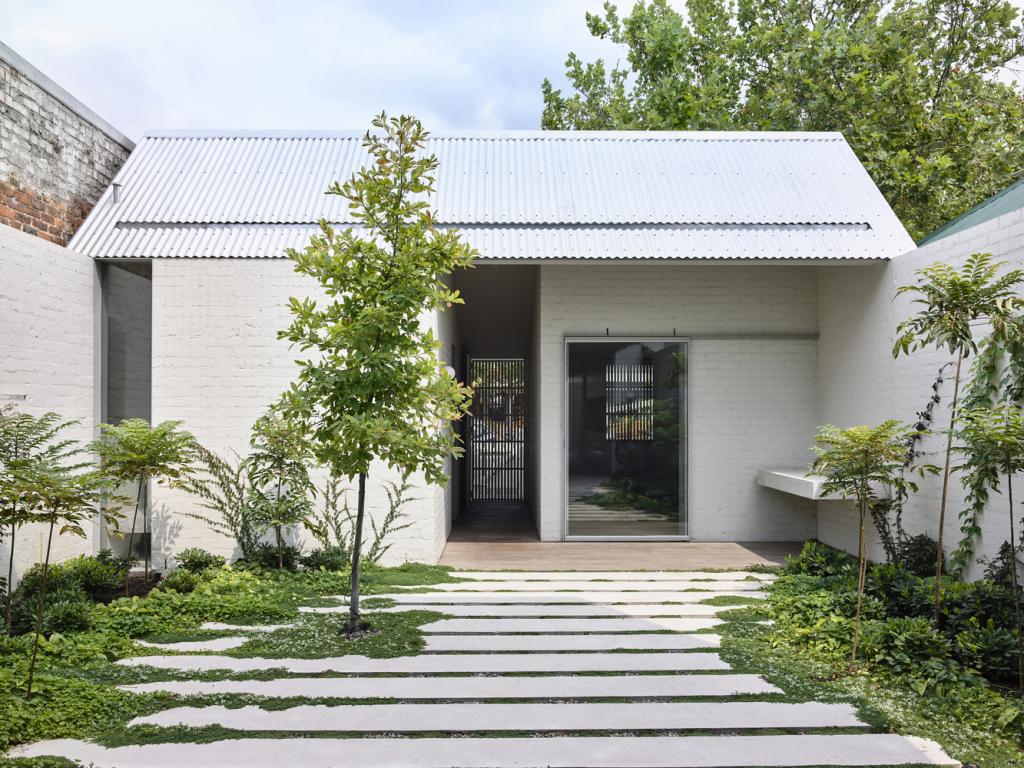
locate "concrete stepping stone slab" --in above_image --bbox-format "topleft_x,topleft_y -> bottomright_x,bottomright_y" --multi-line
199,622 -> 294,632
307,603 -> 733,617
424,633 -> 721,651
421,617 -> 723,633
118,651 -> 730,673
351,591 -> 767,604
401,580 -> 764,592
456,571 -> 776,582
120,673 -> 781,699
131,700 -> 866,732
134,637 -> 247,652
11,734 -> 959,767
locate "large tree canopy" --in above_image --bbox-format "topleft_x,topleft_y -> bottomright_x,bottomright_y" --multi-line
541,0 -> 1024,239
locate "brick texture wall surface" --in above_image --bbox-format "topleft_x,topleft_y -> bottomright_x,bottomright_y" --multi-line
0,225 -> 97,582
534,263 -> 820,542
149,259 -> 448,566
816,208 -> 1024,577
0,55 -> 130,245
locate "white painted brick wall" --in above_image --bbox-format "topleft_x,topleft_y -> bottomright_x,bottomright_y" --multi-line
535,263 -> 819,542
149,259 -> 446,566
817,209 -> 1024,577
0,225 -> 97,581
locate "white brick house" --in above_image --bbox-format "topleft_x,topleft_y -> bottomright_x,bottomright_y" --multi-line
49,128 -> 931,566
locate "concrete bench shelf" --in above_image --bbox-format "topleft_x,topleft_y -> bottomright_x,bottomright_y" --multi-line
756,469 -> 890,501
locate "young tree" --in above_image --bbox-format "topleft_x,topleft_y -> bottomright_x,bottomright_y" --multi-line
0,408 -> 78,635
92,419 -> 195,593
894,253 -> 1024,624
541,0 -> 1024,239
14,448 -> 115,698
955,405 -> 1024,689
247,410 -> 315,569
811,421 -> 928,665
280,114 -> 474,632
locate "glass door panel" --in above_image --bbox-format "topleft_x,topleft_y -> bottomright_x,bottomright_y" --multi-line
566,340 -> 687,538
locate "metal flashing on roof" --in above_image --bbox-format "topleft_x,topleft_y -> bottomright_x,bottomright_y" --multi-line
917,176 -> 1024,246
71,130 -> 914,261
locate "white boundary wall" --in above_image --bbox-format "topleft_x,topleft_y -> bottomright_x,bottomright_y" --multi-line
817,208 -> 1024,578
0,225 -> 99,582
148,259 -> 447,567
534,263 -> 820,543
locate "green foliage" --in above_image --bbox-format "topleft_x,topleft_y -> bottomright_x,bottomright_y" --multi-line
953,618 -> 1019,682
92,419 -> 195,580
300,545 -> 349,572
279,113 -> 475,629
40,599 -> 93,635
158,569 -> 199,594
894,254 -> 1024,359
811,421 -> 930,662
178,445 -> 263,560
784,539 -> 856,580
247,542 -> 302,572
247,410 -> 315,570
173,547 -> 225,573
894,534 -> 941,578
0,409 -> 83,635
861,617 -> 954,683
542,0 -> 1024,240
279,113 -> 475,487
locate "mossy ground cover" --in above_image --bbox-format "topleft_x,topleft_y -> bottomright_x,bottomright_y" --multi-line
0,563 -> 450,755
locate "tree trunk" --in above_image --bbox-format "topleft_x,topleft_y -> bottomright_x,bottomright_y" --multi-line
26,514 -> 56,699
851,495 -> 868,667
124,476 -> 144,597
276,473 -> 284,570
1008,474 -> 1023,691
933,351 -> 963,626
5,521 -> 16,635
347,471 -> 367,634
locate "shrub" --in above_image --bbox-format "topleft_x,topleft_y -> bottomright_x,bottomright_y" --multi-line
8,564 -> 89,635
865,563 -> 931,618
770,586 -> 884,655
300,545 -> 349,572
40,598 -> 93,635
160,569 -> 200,594
941,579 -> 1018,635
173,547 -> 225,573
62,555 -> 125,602
862,617 -> 952,678
784,540 -> 856,580
894,534 -> 940,578
954,618 -> 1018,681
247,542 -> 301,571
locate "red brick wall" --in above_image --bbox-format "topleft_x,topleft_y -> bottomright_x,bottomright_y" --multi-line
0,176 -> 91,246
1,53 -> 131,245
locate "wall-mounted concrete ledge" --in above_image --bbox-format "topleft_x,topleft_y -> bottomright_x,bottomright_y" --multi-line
757,469 -> 891,501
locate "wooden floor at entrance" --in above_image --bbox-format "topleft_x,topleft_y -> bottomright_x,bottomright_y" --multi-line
439,538 -> 802,570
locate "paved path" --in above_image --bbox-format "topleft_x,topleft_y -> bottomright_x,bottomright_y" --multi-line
17,570 -> 958,767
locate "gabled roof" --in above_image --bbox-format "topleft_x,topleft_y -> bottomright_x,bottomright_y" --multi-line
918,176 -> 1024,246
71,130 -> 914,260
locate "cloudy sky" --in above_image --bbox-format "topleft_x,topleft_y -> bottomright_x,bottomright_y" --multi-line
1,0 -> 618,141
3,0 -> 1022,142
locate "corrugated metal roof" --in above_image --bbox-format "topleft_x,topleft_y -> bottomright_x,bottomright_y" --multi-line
71,130 -> 914,260
917,176 -> 1024,246
77,223 -> 881,260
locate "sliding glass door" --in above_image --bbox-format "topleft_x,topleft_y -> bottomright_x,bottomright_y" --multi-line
565,339 -> 688,539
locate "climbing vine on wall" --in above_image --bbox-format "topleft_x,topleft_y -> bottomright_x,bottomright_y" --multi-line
949,317 -> 1024,577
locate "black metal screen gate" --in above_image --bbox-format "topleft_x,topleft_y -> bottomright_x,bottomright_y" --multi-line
468,358 -> 526,502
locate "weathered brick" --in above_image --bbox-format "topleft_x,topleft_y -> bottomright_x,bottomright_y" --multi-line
0,54 -> 130,245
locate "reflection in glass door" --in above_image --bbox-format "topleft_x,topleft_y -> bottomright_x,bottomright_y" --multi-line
565,339 -> 687,538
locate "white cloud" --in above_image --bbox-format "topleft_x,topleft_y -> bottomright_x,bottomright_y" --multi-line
2,0 -> 1021,140
1,0 -> 617,139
